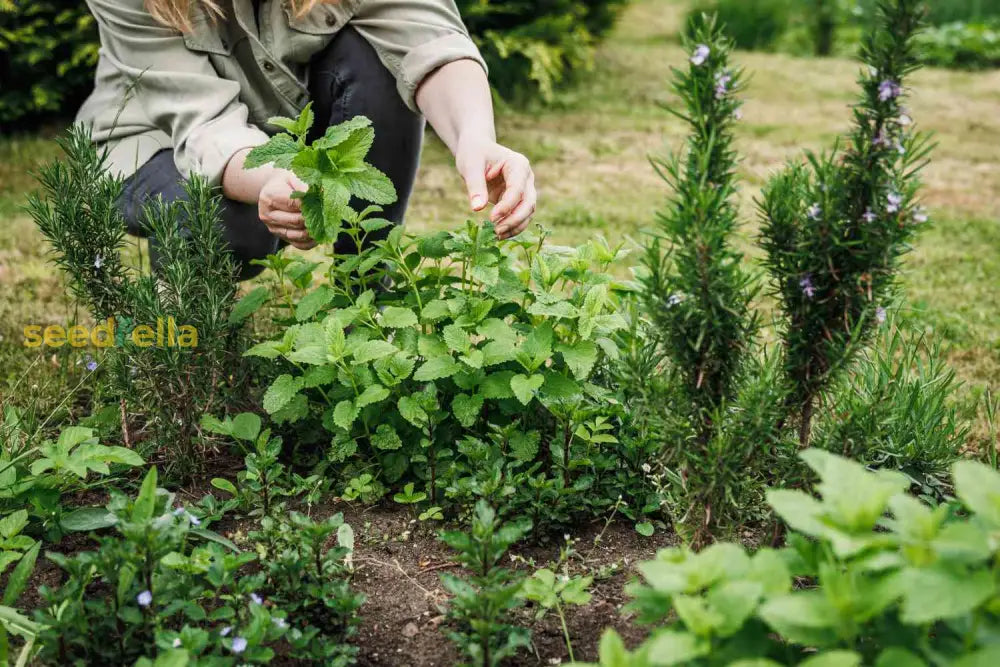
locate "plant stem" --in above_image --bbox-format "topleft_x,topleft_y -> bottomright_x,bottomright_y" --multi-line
556,602 -> 574,663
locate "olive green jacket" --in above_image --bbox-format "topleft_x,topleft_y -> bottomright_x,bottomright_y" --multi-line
77,0 -> 485,185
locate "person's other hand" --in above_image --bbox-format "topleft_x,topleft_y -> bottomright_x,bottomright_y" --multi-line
456,140 -> 537,240
258,171 -> 317,250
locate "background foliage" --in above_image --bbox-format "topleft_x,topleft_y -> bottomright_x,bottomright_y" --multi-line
0,0 -> 628,131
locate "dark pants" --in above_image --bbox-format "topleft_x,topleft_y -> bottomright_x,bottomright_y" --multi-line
118,27 -> 424,281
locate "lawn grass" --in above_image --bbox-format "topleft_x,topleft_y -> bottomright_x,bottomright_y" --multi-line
1,0 -> 997,439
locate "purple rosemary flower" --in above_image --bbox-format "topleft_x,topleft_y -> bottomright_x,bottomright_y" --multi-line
231,637 -> 248,654
886,192 -> 903,214
273,617 -> 289,629
137,590 -> 152,607
878,79 -> 901,102
733,107 -> 743,121
876,306 -> 887,324
807,203 -> 822,220
912,207 -> 928,223
250,593 -> 264,606
86,360 -> 98,372
799,274 -> 816,300
714,71 -> 732,99
872,129 -> 887,148
895,140 -> 906,155
220,626 -> 232,637
898,113 -> 912,127
862,209 -> 877,224
94,254 -> 103,270
667,294 -> 683,307
690,44 -> 710,66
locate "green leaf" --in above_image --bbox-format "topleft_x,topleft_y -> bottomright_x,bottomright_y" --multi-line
263,374 -> 302,414
381,307 -> 419,329
132,467 -> 159,522
758,591 -> 839,646
189,528 -> 240,553
356,384 -> 390,408
2,542 -> 39,605
953,460 -> 1000,527
510,374 -> 544,405
414,356 -> 461,382
510,430 -> 540,461
353,340 -> 399,364
596,630 -> 630,667
211,478 -> 238,496
398,396 -> 428,428
481,371 -> 516,399
333,400 -> 360,431
799,653 -> 862,667
417,232 -> 451,259
245,133 -> 299,170
420,300 -> 451,322
230,413 -> 261,442
372,424 -> 403,451
478,318 -> 518,345
60,507 -> 116,532
451,394 -> 484,428
874,648 -> 925,667
953,646 -> 1000,667
899,564 -> 994,623
442,324 -> 472,353
635,522 -> 654,537
295,285 -> 335,321
348,166 -> 397,205
517,322 -> 553,370
316,116 -> 373,150
645,630 -> 710,666
556,340 -> 599,380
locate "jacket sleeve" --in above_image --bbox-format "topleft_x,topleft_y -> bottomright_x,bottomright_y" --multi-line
348,0 -> 488,112
85,0 -> 269,185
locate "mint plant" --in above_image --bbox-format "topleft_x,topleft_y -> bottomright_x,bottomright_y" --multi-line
572,449 -> 1000,666
246,104 -> 396,244
439,501 -> 532,667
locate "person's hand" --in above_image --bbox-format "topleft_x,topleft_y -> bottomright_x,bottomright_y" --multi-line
258,171 -> 317,250
456,139 -> 537,240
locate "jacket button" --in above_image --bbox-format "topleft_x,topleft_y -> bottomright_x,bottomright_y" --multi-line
326,15 -> 336,26
262,61 -> 274,72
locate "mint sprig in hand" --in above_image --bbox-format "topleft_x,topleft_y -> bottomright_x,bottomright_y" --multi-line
246,104 -> 397,244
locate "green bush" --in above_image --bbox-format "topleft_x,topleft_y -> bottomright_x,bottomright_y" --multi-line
918,20 -> 1000,69
925,0 -> 1000,25
0,0 -> 627,130
0,0 -> 98,131
572,450 -> 1000,667
687,0 -> 792,51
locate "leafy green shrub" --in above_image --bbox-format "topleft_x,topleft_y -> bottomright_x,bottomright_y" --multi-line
571,449 -> 1000,666
0,0 -> 98,130
687,0 -> 792,51
1,466 -> 362,665
439,500 -> 532,666
1,408 -> 145,538
242,109 -> 657,530
918,20 -> 1000,69
925,0 -> 1000,24
27,128 -> 253,481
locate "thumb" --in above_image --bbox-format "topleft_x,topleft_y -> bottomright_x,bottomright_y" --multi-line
460,158 -> 490,212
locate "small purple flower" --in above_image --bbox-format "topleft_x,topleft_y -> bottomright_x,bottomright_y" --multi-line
714,71 -> 732,99
876,306 -> 887,324
220,626 -> 232,637
94,254 -> 103,270
250,593 -> 263,605
886,192 -> 903,214
137,590 -> 152,607
690,44 -> 710,66
733,107 -> 743,121
807,203 -> 822,220
898,113 -> 912,127
273,617 -> 288,629
878,79 -> 901,102
667,294 -> 683,307
799,274 -> 816,300
912,207 -> 928,223
872,130 -> 887,148
862,208 -> 877,224
86,360 -> 98,372
231,637 -> 248,654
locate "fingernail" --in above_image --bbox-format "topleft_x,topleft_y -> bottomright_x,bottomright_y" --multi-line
472,196 -> 485,210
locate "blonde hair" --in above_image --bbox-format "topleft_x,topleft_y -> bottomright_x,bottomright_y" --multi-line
146,0 -> 330,32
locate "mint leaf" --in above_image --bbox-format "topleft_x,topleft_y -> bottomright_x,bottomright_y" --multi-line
510,374 -> 544,405
246,133 -> 299,170
398,395 -> 428,428
348,166 -> 397,205
333,400 -> 359,431
372,424 -> 403,451
356,384 -> 390,408
381,307 -> 419,329
557,340 -> 599,380
353,340 -> 398,364
451,393 -> 484,428
414,356 -> 461,382
263,374 -> 302,414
